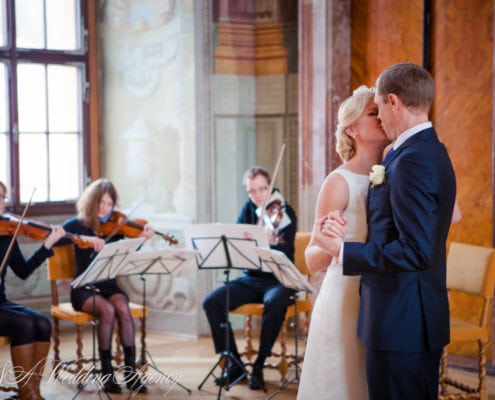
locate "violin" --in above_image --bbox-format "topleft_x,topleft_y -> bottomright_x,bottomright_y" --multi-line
0,213 -> 94,249
96,210 -> 178,245
262,199 -> 285,245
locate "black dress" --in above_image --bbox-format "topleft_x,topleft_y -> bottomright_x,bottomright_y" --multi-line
62,217 -> 128,311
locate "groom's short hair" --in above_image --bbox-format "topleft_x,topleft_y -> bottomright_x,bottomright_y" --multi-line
376,62 -> 435,113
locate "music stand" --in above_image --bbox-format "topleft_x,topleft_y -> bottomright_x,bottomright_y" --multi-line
116,247 -> 198,395
254,247 -> 316,399
70,238 -> 145,399
185,223 -> 269,398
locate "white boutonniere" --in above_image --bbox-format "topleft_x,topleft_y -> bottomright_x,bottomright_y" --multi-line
369,164 -> 386,187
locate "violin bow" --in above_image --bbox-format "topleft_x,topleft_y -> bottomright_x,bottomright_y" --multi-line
258,140 -> 286,226
0,189 -> 35,284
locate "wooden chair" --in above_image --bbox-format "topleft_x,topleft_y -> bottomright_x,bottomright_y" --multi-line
47,244 -> 149,382
0,336 -> 18,395
230,232 -> 313,380
438,242 -> 495,400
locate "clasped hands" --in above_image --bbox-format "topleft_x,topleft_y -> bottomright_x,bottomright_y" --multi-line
313,211 -> 348,258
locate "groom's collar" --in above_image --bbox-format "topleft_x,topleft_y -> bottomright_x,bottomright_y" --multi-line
392,121 -> 433,150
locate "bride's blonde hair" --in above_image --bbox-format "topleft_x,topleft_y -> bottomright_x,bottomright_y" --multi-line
335,85 -> 375,161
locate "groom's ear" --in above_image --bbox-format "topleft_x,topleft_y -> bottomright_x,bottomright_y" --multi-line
388,93 -> 401,110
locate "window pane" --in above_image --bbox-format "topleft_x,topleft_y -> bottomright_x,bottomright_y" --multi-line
46,0 -> 80,51
0,62 -> 7,131
0,133 -> 8,189
49,133 -> 80,200
48,65 -> 80,132
19,133 -> 48,203
15,0 -> 45,49
17,63 -> 47,132
0,0 -> 6,48
0,63 -> 8,189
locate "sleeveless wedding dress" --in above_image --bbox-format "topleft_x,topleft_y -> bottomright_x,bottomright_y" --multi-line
297,169 -> 369,400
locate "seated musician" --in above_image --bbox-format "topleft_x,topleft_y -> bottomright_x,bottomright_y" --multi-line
0,180 -> 66,400
58,178 -> 155,394
202,166 -> 297,390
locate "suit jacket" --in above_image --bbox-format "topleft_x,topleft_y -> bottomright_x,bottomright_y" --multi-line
343,127 -> 456,352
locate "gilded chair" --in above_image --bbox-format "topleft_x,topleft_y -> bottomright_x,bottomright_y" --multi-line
0,336 -> 18,395
438,242 -> 495,400
47,244 -> 148,382
230,232 -> 313,380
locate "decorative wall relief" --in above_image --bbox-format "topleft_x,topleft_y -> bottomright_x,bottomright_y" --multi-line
122,42 -> 178,98
104,0 -> 179,98
106,0 -> 176,31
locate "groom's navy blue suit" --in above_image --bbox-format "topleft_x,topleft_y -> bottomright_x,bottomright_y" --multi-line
343,127 -> 456,400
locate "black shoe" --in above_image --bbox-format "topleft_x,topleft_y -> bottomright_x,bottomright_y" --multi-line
124,370 -> 148,394
248,365 -> 266,391
214,360 -> 246,386
102,375 -> 122,394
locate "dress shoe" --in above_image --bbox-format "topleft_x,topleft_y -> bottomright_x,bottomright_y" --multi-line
102,377 -> 122,394
214,359 -> 246,386
248,365 -> 266,391
125,370 -> 148,393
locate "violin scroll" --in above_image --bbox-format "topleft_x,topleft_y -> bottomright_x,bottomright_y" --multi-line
97,210 -> 178,246
262,199 -> 285,245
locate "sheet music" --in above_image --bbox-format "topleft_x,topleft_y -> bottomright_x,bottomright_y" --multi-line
255,247 -> 316,294
117,249 -> 198,276
184,223 -> 269,270
71,238 -> 145,288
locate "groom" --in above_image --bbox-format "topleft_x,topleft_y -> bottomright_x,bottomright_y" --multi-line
325,62 -> 456,400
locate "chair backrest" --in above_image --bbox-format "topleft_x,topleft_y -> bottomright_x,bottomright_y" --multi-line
294,232 -> 312,276
47,244 -> 77,280
447,242 -> 495,298
47,244 -> 77,306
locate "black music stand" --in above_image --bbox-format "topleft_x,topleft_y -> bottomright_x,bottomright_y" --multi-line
70,238 -> 145,399
116,247 -> 198,395
185,223 -> 269,399
254,247 -> 316,399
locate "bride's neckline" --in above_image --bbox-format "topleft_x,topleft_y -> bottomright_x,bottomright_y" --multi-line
336,167 -> 369,178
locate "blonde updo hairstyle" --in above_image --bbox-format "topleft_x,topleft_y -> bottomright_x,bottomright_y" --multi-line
335,85 -> 375,161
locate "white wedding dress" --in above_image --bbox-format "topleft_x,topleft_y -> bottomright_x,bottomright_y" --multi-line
297,169 -> 369,400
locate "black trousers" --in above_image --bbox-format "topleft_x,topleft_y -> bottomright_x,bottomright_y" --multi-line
203,272 -> 296,359
366,348 -> 442,400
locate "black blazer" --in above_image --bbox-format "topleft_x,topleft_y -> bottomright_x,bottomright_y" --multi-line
343,127 -> 456,352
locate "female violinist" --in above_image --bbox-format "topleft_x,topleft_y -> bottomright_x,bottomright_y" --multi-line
59,178 -> 155,394
0,181 -> 66,400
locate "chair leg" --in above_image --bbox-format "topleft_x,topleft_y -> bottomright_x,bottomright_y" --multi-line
277,321 -> 288,381
478,339 -> 488,400
52,317 -> 61,378
243,315 -> 255,363
75,324 -> 85,382
138,317 -> 147,370
439,347 -> 448,395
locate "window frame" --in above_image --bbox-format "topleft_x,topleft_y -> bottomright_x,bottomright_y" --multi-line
0,0 -> 99,216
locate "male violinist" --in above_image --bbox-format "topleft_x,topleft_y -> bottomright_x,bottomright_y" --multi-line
202,165 -> 297,390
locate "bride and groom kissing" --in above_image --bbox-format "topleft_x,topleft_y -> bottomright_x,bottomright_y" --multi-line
297,62 -> 457,400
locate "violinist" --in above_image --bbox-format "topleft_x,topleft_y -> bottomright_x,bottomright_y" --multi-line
0,181 -> 66,400
58,178 -> 154,394
203,166 -> 297,391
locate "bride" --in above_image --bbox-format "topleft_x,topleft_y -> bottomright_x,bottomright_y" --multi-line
297,86 -> 389,399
